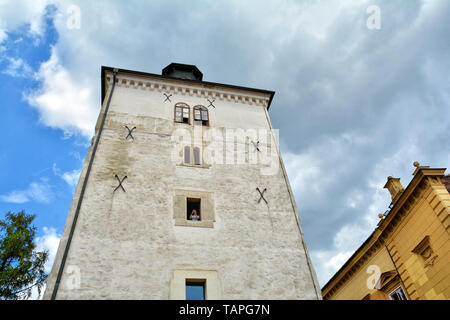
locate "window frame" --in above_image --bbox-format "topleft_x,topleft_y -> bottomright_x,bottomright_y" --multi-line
173,190 -> 215,228
193,105 -> 209,126
388,285 -> 408,300
183,145 -> 202,166
169,270 -> 221,299
185,279 -> 206,300
187,197 -> 201,221
193,147 -> 201,165
174,102 -> 191,124
184,146 -> 191,164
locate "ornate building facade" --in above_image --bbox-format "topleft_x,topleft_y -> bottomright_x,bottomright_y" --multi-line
322,163 -> 450,300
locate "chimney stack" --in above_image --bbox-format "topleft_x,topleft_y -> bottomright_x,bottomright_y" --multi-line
384,176 -> 404,203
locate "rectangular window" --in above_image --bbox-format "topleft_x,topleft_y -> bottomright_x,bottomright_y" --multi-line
186,279 -> 206,300
389,286 -> 407,300
173,190 -> 214,228
183,146 -> 202,166
193,106 -> 209,126
182,108 -> 189,123
184,146 -> 191,164
175,110 -> 182,122
175,104 -> 190,124
193,147 -> 201,165
187,198 -> 201,221
194,109 -> 201,120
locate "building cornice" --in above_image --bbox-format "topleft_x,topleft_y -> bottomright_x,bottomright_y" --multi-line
101,66 -> 275,109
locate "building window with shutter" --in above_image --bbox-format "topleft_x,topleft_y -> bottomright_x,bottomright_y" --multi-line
193,105 -> 209,126
175,103 -> 190,124
173,190 -> 214,228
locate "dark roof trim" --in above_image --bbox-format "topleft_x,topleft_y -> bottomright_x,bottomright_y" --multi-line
162,63 -> 203,81
101,66 -> 275,109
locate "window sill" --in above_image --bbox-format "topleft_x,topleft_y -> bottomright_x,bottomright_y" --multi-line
177,163 -> 211,169
174,219 -> 214,228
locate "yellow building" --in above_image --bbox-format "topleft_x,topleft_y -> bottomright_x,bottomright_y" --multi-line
322,163 -> 450,300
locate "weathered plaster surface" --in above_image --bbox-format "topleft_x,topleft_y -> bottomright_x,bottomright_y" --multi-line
44,73 -> 320,299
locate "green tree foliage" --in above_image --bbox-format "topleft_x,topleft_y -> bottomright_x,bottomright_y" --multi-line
0,211 -> 48,300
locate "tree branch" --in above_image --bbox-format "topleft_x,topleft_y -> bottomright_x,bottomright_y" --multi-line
10,280 -> 46,298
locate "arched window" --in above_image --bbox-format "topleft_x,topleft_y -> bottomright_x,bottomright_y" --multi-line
175,103 -> 190,124
193,105 -> 209,126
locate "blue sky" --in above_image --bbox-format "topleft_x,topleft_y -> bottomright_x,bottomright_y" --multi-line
0,0 -> 449,294
0,6 -> 84,274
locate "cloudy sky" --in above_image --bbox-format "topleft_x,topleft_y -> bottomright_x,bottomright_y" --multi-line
0,0 -> 449,296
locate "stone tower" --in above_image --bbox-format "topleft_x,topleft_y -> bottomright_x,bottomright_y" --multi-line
44,63 -> 321,299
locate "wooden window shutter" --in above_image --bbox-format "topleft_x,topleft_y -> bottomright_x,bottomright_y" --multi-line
173,194 -> 186,221
201,196 -> 215,222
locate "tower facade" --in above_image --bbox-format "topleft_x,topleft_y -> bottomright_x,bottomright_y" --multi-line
44,64 -> 321,299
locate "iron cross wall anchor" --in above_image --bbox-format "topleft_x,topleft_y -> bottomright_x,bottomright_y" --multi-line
206,98 -> 216,108
124,126 -> 136,140
163,93 -> 172,102
251,140 -> 260,152
114,175 -> 127,192
256,187 -> 268,204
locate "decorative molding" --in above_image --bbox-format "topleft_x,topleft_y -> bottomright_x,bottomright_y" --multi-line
411,235 -> 438,267
106,74 -> 270,107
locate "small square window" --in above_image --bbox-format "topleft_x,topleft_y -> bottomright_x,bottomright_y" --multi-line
389,286 -> 407,300
187,198 -> 201,221
173,190 -> 214,228
186,279 -> 206,300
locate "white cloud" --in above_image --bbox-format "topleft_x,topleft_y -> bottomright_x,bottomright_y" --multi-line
35,226 -> 61,273
0,29 -> 7,43
283,151 -> 323,196
61,169 -> 81,188
0,0 -> 50,40
311,249 -> 354,287
52,162 -> 81,188
311,222 -> 373,286
0,178 -> 54,204
26,47 -> 97,138
0,190 -> 29,203
25,226 -> 61,300
2,57 -> 33,77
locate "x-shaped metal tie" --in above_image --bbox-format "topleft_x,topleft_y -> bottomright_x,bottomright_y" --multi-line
163,93 -> 172,102
251,140 -> 260,152
125,126 -> 136,140
207,98 -> 216,108
114,175 -> 127,192
256,187 -> 267,204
